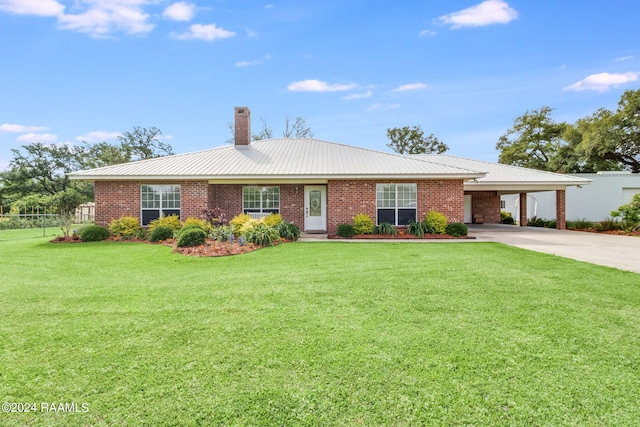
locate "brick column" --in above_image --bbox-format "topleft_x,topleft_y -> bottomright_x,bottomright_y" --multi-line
555,189 -> 566,230
519,193 -> 528,227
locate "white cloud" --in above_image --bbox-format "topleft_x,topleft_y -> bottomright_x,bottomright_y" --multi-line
75,130 -> 121,142
57,0 -> 154,38
437,0 -> 518,29
16,133 -> 58,143
563,72 -> 640,92
264,4 -> 275,9
0,0 -> 64,16
287,79 -> 358,92
365,103 -> 401,112
163,2 -> 195,22
342,90 -> 373,100
393,83 -> 429,92
419,29 -> 436,37
173,23 -> 236,41
235,54 -> 273,67
615,56 -> 634,62
0,123 -> 48,133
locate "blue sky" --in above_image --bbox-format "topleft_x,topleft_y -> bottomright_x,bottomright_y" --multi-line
1,0 -> 639,172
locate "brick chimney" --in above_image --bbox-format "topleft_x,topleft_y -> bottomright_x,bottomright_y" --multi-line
234,107 -> 251,149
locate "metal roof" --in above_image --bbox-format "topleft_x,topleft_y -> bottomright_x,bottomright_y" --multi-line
68,139 -> 485,181
416,154 -> 592,192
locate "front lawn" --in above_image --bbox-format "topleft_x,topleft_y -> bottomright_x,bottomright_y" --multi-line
1,238 -> 639,426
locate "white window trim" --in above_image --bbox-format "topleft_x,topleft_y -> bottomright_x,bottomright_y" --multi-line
242,186 -> 280,214
375,183 -> 417,226
140,184 -> 181,225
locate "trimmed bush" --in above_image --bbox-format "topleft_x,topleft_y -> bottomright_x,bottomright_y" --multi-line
177,223 -> 206,238
176,228 -> 207,247
424,211 -> 448,234
275,222 -> 301,241
243,224 -> 280,246
230,213 -> 254,235
336,224 -> 355,238
445,222 -> 468,237
149,225 -> 175,242
353,213 -> 374,235
80,225 -> 110,242
183,217 -> 209,232
373,222 -> 398,236
263,213 -> 284,227
148,215 -> 181,233
109,216 -> 140,238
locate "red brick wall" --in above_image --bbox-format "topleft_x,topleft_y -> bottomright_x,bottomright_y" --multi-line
555,189 -> 566,230
208,184 -> 305,227
469,191 -> 501,224
327,179 -> 465,235
94,180 -> 208,227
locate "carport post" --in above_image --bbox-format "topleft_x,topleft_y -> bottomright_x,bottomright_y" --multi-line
519,193 -> 527,227
556,189 -> 566,230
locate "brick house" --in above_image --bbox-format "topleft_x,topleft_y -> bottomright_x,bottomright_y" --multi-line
68,107 -> 589,233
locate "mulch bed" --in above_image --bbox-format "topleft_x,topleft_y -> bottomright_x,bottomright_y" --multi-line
50,235 -> 274,257
329,233 -> 474,240
571,228 -> 640,237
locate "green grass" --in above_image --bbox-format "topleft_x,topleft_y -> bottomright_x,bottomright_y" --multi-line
1,237 -> 639,426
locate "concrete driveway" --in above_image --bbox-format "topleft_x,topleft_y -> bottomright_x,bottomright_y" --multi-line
468,224 -> 640,274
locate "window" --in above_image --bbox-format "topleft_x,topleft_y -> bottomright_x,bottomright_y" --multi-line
376,184 -> 417,225
243,186 -> 280,214
141,184 -> 181,225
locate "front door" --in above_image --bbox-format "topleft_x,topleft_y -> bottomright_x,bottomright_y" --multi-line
304,185 -> 327,232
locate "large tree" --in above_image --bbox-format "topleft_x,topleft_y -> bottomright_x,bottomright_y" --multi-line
386,126 -> 448,155
578,90 -> 640,173
496,107 -> 569,172
0,126 -> 171,212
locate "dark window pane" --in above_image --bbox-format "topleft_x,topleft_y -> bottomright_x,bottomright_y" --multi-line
142,210 -> 160,226
377,209 -> 395,225
162,209 -> 180,220
398,209 -> 416,226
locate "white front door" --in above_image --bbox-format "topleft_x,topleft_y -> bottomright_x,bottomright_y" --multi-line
304,185 -> 327,232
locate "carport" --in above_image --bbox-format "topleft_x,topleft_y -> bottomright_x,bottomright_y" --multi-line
421,155 -> 592,229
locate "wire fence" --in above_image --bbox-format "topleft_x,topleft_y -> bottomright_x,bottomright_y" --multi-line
0,212 -> 95,241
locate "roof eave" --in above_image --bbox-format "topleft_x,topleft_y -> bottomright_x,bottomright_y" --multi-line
69,172 -> 487,181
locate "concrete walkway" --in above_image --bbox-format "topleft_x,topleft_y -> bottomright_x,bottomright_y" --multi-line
468,224 -> 640,274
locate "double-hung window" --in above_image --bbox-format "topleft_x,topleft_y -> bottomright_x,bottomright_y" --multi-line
376,183 -> 417,225
243,186 -> 280,214
141,184 -> 181,225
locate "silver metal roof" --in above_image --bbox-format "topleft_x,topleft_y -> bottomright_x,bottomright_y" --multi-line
68,139 -> 485,181
417,154 -> 592,192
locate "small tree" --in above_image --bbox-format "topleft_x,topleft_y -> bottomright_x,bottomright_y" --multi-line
386,126 -> 448,154
611,193 -> 640,231
52,189 -> 85,238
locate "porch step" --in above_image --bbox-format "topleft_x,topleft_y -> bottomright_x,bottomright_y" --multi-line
299,232 -> 328,241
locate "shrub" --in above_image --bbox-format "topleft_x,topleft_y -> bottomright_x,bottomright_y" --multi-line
501,211 -> 515,225
527,216 -> 546,227
243,223 -> 280,246
263,213 -> 284,227
176,228 -> 207,247
336,224 -> 355,238
230,213 -> 254,235
568,218 -> 593,230
445,222 -> 468,237
148,215 -> 181,233
373,222 -> 398,236
407,220 -> 427,238
352,213 -> 374,235
202,207 -> 227,227
80,225 -> 109,242
109,216 -> 140,238
424,211 -> 448,234
595,217 -> 621,232
611,193 -> 640,232
275,222 -> 301,241
149,225 -> 175,242
177,223 -> 206,238
183,217 -> 209,232
210,225 -> 235,241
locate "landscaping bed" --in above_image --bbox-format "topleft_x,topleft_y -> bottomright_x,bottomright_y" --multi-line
329,233 -> 474,240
